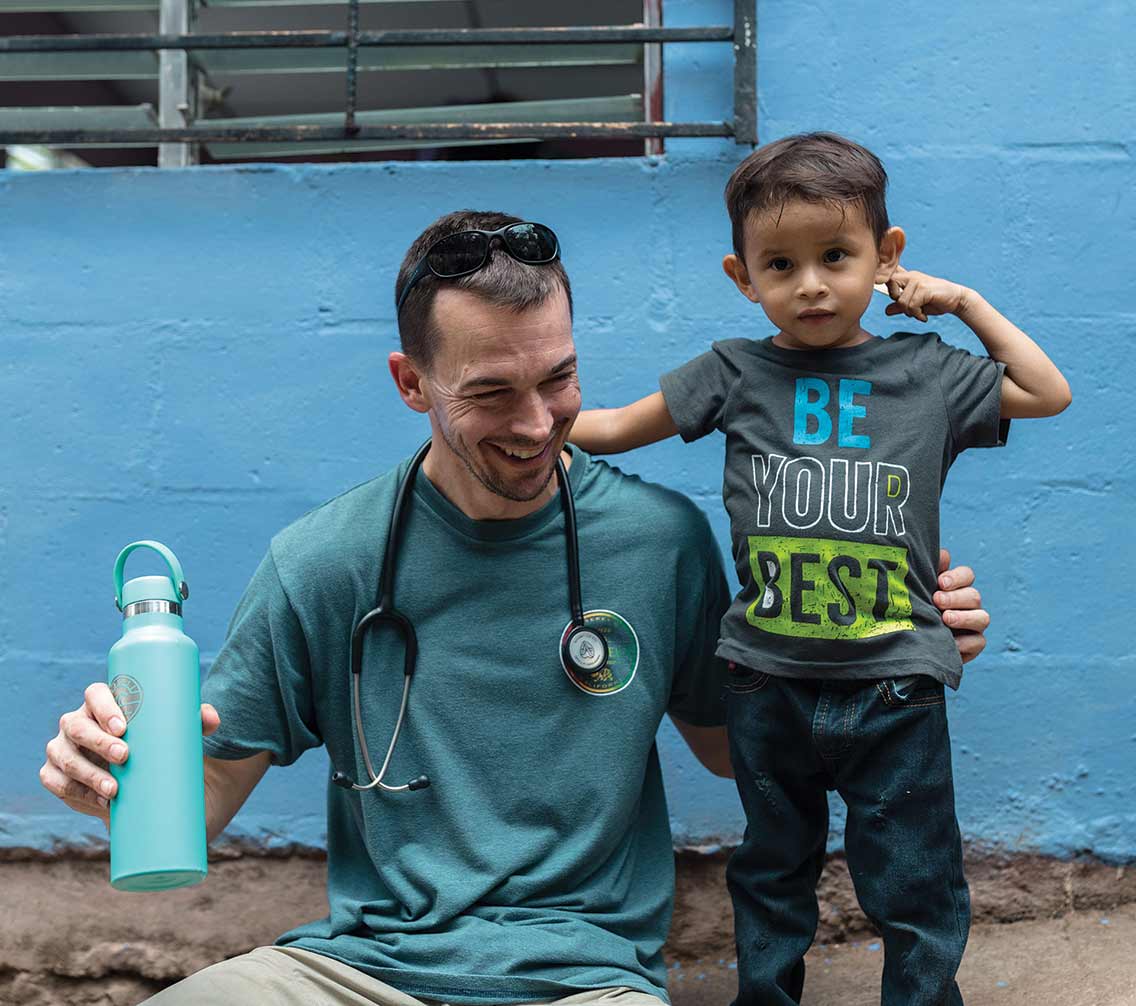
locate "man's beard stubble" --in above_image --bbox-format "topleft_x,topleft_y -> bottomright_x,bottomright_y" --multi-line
437,421 -> 566,504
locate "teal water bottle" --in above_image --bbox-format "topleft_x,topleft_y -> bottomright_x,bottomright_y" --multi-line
107,541 -> 207,891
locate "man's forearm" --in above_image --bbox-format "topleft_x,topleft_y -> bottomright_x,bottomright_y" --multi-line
203,751 -> 271,843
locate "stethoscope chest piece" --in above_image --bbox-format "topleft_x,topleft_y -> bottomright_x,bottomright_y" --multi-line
563,624 -> 608,676
559,609 -> 641,696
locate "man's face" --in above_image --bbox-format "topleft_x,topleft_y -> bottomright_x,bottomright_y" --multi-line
741,199 -> 886,351
421,285 -> 581,508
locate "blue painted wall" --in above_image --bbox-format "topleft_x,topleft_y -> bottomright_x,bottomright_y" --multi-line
2,0 -> 1131,860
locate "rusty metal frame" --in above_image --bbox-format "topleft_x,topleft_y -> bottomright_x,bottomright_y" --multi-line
0,26 -> 735,51
0,4 -> 757,153
732,0 -> 757,145
0,122 -> 730,144
642,0 -> 663,157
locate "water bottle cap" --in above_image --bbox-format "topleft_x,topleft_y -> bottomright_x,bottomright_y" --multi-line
113,540 -> 189,611
122,574 -> 182,608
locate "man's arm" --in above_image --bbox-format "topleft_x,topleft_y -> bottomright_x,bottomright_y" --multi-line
668,551 -> 989,778
670,717 -> 733,778
41,681 -> 268,842
204,751 -> 270,843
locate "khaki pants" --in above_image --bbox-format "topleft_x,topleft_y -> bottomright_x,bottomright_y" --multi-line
142,946 -> 669,1006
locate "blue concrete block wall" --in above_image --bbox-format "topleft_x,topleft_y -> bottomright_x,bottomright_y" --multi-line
2,0 -> 1131,859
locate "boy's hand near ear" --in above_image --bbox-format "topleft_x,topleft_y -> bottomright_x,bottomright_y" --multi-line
883,267 -> 971,323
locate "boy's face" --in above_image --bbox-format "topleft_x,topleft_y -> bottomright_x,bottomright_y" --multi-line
724,199 -> 903,351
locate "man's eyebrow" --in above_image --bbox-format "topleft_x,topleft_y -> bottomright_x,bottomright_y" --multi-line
547,353 -> 578,375
460,353 -> 578,391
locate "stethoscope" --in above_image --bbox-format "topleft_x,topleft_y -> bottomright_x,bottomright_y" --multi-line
330,440 -> 609,794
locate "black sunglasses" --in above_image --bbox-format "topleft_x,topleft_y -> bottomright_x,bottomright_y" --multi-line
396,222 -> 560,317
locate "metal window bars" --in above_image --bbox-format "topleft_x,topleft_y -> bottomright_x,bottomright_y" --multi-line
0,0 -> 756,166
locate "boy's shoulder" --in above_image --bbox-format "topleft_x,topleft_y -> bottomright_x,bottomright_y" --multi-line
680,336 -> 774,375
882,330 -> 991,374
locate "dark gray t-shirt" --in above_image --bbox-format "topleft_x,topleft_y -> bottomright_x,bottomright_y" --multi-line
660,332 -> 1008,688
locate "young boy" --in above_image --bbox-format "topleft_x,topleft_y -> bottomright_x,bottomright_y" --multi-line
569,132 -> 1070,1006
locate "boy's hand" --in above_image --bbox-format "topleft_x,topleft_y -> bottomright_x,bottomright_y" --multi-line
884,267 -> 971,323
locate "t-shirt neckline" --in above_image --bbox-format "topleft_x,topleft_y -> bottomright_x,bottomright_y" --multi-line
743,332 -> 926,372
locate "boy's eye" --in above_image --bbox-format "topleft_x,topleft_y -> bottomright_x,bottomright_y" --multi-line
823,248 -> 847,264
768,257 -> 792,272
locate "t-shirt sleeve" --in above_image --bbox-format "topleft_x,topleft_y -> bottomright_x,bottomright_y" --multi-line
202,548 -> 322,766
659,345 -> 738,443
666,531 -> 732,727
933,335 -> 1010,457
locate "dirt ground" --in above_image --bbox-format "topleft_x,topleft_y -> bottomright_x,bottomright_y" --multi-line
2,848 -> 1133,1006
669,904 -> 1136,1006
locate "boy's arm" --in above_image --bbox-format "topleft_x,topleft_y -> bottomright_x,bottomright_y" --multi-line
569,391 -> 680,454
885,267 -> 1072,418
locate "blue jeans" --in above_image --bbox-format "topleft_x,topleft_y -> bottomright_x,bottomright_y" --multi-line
724,669 -> 970,1006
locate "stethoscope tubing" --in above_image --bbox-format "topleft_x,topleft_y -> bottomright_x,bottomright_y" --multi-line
335,439 -> 600,795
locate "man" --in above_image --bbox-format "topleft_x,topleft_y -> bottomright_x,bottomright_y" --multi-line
40,210 -> 990,1005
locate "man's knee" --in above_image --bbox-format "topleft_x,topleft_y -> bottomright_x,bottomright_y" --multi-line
140,947 -> 296,1005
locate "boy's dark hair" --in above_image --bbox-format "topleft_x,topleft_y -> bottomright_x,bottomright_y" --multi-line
395,209 -> 573,369
724,132 -> 890,261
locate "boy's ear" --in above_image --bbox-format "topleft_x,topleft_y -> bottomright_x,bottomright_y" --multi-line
874,226 -> 906,284
389,351 -> 432,414
723,254 -> 761,304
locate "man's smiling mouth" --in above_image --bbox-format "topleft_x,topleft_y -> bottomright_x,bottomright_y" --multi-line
488,440 -> 552,463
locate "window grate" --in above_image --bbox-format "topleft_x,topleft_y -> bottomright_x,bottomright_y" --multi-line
0,0 -> 757,163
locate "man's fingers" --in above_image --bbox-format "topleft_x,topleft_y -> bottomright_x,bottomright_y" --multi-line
63,705 -> 128,768
935,586 -> 983,612
201,703 -> 221,736
938,563 -> 974,590
84,681 -> 127,737
43,733 -> 118,802
955,630 -> 988,665
41,763 -> 110,817
942,606 -> 990,633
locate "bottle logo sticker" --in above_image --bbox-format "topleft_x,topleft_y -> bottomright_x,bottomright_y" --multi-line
110,675 -> 144,722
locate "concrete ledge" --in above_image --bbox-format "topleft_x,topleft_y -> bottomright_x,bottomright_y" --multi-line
1,847 -> 1132,1005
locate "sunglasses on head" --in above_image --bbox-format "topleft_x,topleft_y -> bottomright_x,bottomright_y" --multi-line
396,222 -> 560,317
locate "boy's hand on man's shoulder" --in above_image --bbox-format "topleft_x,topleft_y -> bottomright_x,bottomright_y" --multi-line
884,267 -> 973,324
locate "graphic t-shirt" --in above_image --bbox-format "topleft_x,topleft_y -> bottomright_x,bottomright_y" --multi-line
201,447 -> 731,1004
660,333 -> 1008,688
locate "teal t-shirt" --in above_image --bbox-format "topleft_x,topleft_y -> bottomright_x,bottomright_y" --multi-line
201,447 -> 731,1004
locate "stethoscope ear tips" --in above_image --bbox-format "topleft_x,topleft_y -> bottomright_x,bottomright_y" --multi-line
408,775 -> 431,791
331,772 -> 355,790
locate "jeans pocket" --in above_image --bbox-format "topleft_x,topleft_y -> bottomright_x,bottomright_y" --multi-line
725,662 -> 771,694
876,674 -> 945,708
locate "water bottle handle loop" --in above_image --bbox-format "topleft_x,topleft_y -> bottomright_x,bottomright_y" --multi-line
113,541 -> 189,611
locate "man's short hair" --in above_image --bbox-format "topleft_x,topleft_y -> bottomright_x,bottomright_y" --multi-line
724,132 -> 890,261
395,209 -> 574,368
